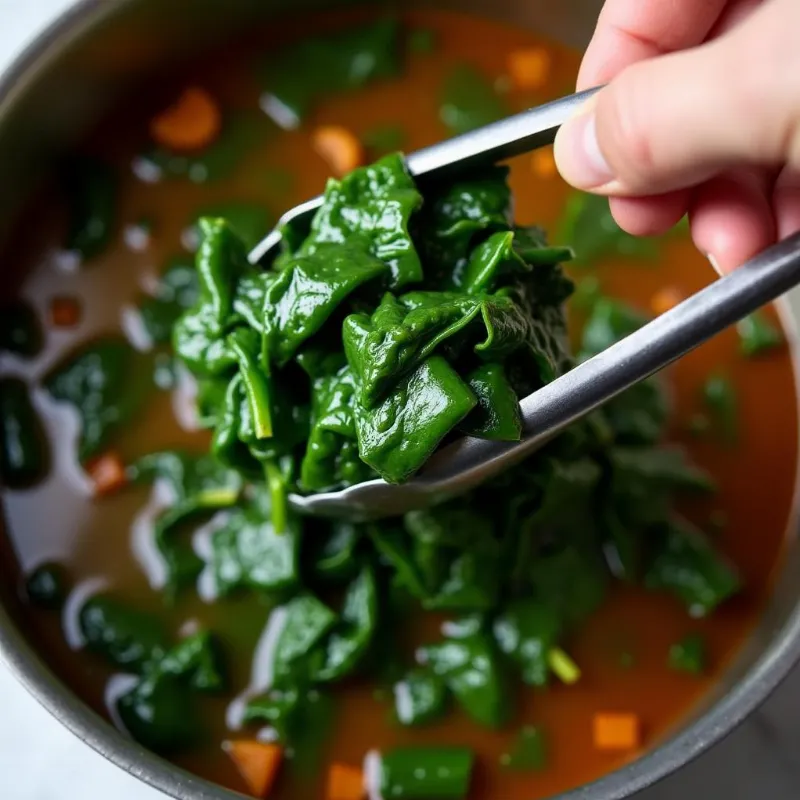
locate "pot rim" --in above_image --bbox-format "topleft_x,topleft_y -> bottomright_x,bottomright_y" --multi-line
1,3 -> 800,799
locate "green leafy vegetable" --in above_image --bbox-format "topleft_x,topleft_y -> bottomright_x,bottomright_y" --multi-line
379,746 -> 474,799
187,202 -> 271,253
136,256 -> 199,345
61,156 -> 117,262
408,28 -> 436,54
25,562 -> 69,610
393,668 -> 447,725
440,63 -> 508,136
702,373 -> 738,444
0,377 -> 50,489
362,124 -> 406,154
43,337 -> 151,462
645,518 -> 741,617
136,113 -> 265,183
0,301 -> 43,358
737,311 -> 782,357
493,600 -> 561,686
420,619 -> 509,728
669,633 -> 707,674
559,191 -> 658,266
500,726 -> 547,771
259,19 -> 401,126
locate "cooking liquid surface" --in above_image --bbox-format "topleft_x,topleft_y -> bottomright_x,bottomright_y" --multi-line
0,8 -> 798,799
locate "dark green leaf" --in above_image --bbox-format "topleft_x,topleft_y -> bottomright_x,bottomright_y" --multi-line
379,746 -> 474,800
43,337 -> 151,462
361,125 -> 406,154
393,669 -> 447,725
62,156 -> 117,262
25,562 -> 69,610
136,113 -> 266,183
79,595 -> 168,671
459,362 -> 521,440
354,356 -> 476,483
285,153 -> 423,289
0,301 -> 43,358
737,311 -> 782,357
187,201 -> 271,253
137,256 -> 199,345
558,191 -> 658,266
258,19 -> 401,126
645,518 -> 740,617
500,726 -> 547,771
158,631 -> 226,692
668,632 -> 707,674
440,63 -> 508,136
0,377 -> 50,489
493,601 -> 561,686
702,373 -> 738,444
267,245 -> 387,366
420,622 -> 510,728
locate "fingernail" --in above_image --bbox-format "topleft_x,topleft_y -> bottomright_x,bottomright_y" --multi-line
554,109 -> 614,189
704,251 -> 724,276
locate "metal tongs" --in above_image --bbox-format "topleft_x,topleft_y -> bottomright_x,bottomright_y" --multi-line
250,88 -> 800,521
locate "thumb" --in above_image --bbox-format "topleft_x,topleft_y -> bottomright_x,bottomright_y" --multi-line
554,0 -> 800,197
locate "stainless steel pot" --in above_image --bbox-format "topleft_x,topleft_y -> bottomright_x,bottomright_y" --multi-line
1,2 -> 799,799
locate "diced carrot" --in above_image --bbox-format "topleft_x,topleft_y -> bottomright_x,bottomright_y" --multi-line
150,87 -> 221,152
593,713 -> 641,751
507,47 -> 552,90
87,452 -> 128,497
327,762 -> 365,800
223,740 -> 283,798
651,287 -> 683,316
50,295 -> 82,328
313,125 -> 364,177
532,147 -> 558,179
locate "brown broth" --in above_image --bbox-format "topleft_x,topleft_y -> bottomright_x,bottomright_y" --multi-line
0,8 -> 798,800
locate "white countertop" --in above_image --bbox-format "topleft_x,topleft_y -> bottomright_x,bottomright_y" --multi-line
1,2 -> 799,799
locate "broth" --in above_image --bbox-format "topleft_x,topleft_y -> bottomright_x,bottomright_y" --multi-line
0,8 -> 797,800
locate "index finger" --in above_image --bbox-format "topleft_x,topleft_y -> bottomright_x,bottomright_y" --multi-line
577,0 -> 729,89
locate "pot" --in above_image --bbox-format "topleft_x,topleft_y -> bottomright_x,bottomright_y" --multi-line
1,2 -> 799,799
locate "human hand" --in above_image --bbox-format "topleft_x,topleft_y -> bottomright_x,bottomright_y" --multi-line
553,0 -> 800,272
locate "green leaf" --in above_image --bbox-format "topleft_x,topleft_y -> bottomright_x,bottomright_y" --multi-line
645,518 -> 741,617
393,669 -> 447,726
702,373 -> 738,444
580,295 -> 650,359
459,362 -> 522,440
187,201 -> 272,253
137,256 -> 199,345
271,594 -> 338,684
78,595 -> 168,671
285,153 -> 423,289
354,356 -> 476,483
210,498 -> 300,596
420,621 -> 510,728
737,311 -> 782,357
500,726 -> 547,771
61,156 -> 117,262
311,521 -> 360,580
136,113 -> 266,183
117,672 -> 197,754
158,630 -> 227,692
0,300 -> 43,358
440,63 -> 508,136
408,28 -> 436,54
266,245 -> 387,366
258,19 -> 401,126
344,290 -> 531,408
416,165 -> 510,281
314,566 -> 379,681
558,191 -> 659,266
361,124 -> 406,154
0,377 -> 50,489
493,600 -> 562,686
301,367 -> 374,491
668,632 -> 707,674
43,337 -> 152,462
